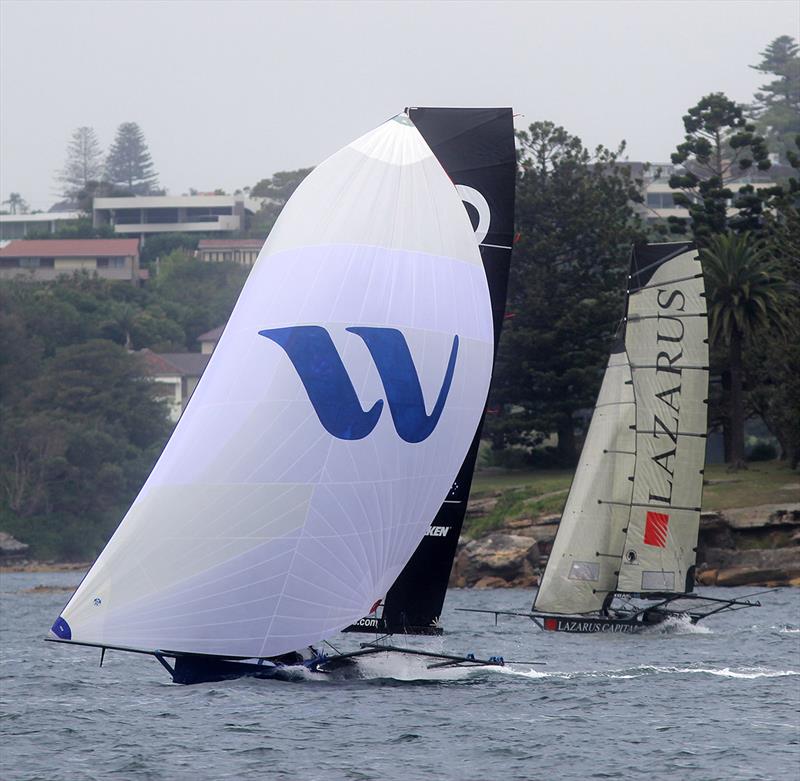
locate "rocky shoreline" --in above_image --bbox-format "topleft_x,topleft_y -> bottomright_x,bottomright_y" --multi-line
3,506 -> 799,589
451,502 -> 800,589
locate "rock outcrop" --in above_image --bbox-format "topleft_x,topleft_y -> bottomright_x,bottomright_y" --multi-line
695,505 -> 800,587
451,534 -> 540,588
452,502 -> 800,588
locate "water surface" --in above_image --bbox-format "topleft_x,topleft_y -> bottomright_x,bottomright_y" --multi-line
1,572 -> 798,780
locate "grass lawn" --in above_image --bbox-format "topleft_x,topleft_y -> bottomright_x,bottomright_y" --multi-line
465,460 -> 800,538
701,461 -> 800,510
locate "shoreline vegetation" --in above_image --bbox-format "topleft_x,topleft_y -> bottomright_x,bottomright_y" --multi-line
4,461 -> 798,587
451,459 -> 800,589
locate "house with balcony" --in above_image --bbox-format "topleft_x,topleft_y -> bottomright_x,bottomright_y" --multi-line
0,238 -> 141,283
0,211 -> 83,241
196,238 -> 264,266
92,195 -> 264,239
632,161 -> 786,225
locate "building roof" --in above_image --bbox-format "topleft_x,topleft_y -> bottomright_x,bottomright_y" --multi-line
93,195 -> 264,212
0,211 -> 82,224
138,348 -> 210,377
0,238 -> 140,258
198,239 -> 264,249
197,325 -> 225,342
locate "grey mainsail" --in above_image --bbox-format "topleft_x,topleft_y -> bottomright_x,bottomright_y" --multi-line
533,242 -> 708,614
616,243 -> 708,595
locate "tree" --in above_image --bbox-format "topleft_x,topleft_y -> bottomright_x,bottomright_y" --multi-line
669,93 -> 773,243
701,232 -> 792,469
2,192 -> 28,214
105,122 -> 159,194
152,250 -> 248,344
249,168 -> 312,235
750,36 -> 800,164
744,156 -> 800,468
138,232 -> 198,267
57,126 -> 104,202
0,337 -> 170,557
486,122 -> 646,464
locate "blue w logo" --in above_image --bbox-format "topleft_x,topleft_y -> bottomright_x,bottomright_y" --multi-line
259,326 -> 459,443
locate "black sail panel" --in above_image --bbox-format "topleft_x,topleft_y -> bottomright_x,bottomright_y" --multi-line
345,107 -> 516,634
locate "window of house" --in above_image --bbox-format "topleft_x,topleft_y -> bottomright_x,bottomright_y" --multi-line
19,257 -> 41,268
646,192 -> 676,209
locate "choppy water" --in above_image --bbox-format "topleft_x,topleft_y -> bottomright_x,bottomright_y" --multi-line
1,572 -> 798,781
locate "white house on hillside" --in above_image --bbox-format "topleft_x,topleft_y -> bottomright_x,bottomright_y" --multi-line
93,195 -> 264,239
138,349 -> 210,422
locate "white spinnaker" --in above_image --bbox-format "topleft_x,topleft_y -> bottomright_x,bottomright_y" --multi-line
533,349 -> 635,615
55,116 -> 494,658
617,246 -> 708,594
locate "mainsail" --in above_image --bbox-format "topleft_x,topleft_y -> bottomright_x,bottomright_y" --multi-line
51,116 -> 495,659
617,242 -> 708,595
348,107 -> 516,633
533,242 -> 707,615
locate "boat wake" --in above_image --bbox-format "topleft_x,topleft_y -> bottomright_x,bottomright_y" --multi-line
343,653 -> 478,682
638,665 -> 799,679
644,614 -> 712,634
238,657 -> 799,686
487,663 -> 799,682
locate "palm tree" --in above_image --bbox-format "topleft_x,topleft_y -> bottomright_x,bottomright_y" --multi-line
702,232 -> 791,468
1,192 -> 27,215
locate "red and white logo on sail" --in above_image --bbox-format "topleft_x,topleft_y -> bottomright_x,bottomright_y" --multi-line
643,511 -> 669,547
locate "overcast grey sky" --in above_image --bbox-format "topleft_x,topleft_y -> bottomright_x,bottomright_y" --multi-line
1,0 -> 797,211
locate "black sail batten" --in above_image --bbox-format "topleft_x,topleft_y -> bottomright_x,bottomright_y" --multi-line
345,107 -> 516,635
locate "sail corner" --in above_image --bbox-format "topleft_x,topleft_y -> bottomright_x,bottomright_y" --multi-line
50,616 -> 72,640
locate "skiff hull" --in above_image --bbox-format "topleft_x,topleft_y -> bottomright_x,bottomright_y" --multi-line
536,610 -> 678,634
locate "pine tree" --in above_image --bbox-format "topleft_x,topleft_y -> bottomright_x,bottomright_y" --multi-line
485,122 -> 646,464
57,127 -> 104,202
668,93 -> 773,243
750,35 -> 800,164
105,122 -> 159,195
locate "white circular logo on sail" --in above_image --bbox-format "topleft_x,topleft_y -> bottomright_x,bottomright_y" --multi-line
456,185 -> 490,245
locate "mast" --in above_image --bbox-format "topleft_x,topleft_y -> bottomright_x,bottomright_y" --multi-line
50,116 -> 496,660
616,242 -> 707,595
351,107 -> 516,634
